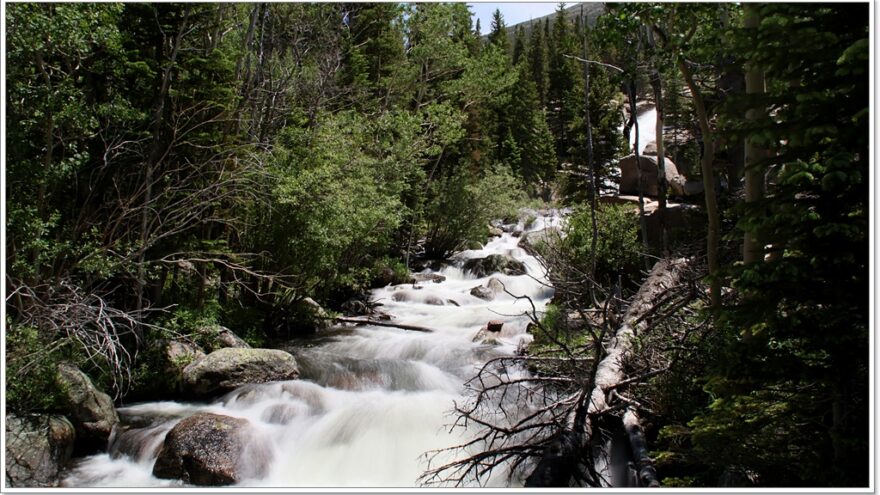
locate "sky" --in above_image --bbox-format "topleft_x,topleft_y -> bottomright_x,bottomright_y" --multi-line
467,3 -> 561,32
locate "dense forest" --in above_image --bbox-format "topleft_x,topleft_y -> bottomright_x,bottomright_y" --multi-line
4,2 -> 869,489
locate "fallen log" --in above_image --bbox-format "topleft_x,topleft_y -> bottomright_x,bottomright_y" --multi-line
623,407 -> 660,487
525,257 -> 687,487
333,316 -> 433,333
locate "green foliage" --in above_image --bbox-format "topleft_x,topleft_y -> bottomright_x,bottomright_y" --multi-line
423,166 -> 526,259
693,3 -> 868,487
5,325 -> 68,413
559,204 -> 641,288
256,109 -> 424,297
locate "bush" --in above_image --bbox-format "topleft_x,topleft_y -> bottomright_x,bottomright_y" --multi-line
560,204 -> 642,289
422,165 -> 526,259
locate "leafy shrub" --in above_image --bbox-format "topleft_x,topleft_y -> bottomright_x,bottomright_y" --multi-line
559,204 -> 641,289
422,165 -> 526,258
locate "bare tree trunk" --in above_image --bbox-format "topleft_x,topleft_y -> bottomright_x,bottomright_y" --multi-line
650,69 -> 668,254
137,7 -> 191,331
677,58 -> 721,309
623,407 -> 660,487
628,81 -> 650,268
581,8 -> 598,304
743,4 -> 766,265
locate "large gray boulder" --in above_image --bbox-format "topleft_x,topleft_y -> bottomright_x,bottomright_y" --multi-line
54,363 -> 119,450
182,348 -> 300,397
152,413 -> 260,486
5,414 -> 75,487
462,254 -> 526,278
618,154 -> 687,197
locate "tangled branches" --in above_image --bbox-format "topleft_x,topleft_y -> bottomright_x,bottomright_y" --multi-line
6,277 -> 160,398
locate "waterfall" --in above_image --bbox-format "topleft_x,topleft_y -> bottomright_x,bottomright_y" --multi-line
627,106 -> 658,155
62,210 -> 564,488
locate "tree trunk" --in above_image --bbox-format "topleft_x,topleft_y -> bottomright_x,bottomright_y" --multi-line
581,8 -> 598,302
742,4 -> 766,265
623,407 -> 660,487
628,81 -> 650,268
676,58 -> 721,309
650,68 -> 668,254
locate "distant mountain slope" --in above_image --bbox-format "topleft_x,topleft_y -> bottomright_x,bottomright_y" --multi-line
504,3 -> 606,35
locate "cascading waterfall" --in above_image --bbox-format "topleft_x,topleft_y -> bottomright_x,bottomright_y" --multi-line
62,210 -> 565,488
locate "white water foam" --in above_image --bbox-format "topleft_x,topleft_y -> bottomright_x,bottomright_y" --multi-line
62,211 -> 565,488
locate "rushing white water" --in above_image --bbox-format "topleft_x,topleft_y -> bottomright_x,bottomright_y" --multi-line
62,210 -> 564,488
627,107 -> 658,155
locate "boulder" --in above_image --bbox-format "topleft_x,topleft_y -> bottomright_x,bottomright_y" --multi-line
166,340 -> 206,368
470,285 -> 495,301
488,225 -> 504,237
487,320 -> 504,333
296,297 -> 331,332
519,228 -> 561,257
618,154 -> 687,197
409,272 -> 446,284
462,254 -> 526,278
54,363 -> 119,451
424,295 -> 445,306
152,413 -> 256,486
643,140 -> 658,155
5,414 -> 75,487
182,348 -> 300,397
487,277 -> 505,295
196,325 -> 250,352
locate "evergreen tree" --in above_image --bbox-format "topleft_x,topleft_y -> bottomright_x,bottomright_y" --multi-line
527,21 -> 549,108
488,9 -> 509,54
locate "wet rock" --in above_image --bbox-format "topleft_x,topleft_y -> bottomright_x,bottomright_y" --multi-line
5,414 -> 75,487
488,225 -> 504,237
487,320 -> 504,333
391,291 -> 411,302
512,229 -> 523,238
424,295 -> 445,306
472,327 -> 500,345
152,413 -> 255,486
470,285 -> 495,301
182,348 -> 300,397
463,254 -> 526,277
196,325 -> 250,352
409,273 -> 446,284
54,363 -> 118,451
487,277 -> 505,295
446,299 -> 461,307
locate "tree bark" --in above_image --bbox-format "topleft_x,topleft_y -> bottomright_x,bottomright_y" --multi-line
650,68 -> 668,254
742,4 -> 766,265
676,58 -> 721,309
333,317 -> 433,333
623,407 -> 660,487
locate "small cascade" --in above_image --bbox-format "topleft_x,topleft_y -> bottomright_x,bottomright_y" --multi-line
62,210 -> 565,488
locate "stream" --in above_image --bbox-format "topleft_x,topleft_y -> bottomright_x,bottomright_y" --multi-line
62,210 -> 564,488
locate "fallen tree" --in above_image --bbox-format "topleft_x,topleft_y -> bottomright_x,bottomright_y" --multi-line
419,257 -> 691,487
525,257 -> 688,487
